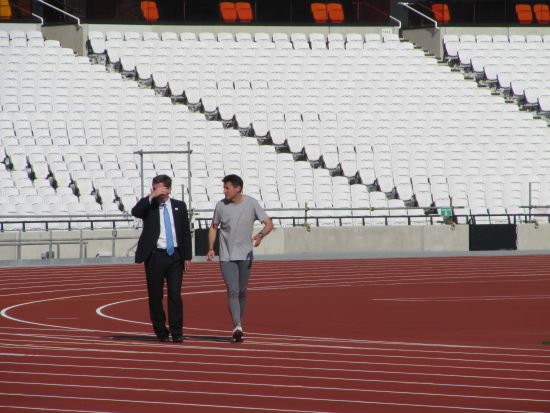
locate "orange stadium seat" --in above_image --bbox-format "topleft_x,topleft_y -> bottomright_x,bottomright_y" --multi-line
311,3 -> 328,23
327,2 -> 345,23
431,3 -> 450,24
140,1 -> 159,22
0,0 -> 12,20
220,1 -> 237,23
534,4 -> 550,24
235,1 -> 253,23
515,4 -> 533,24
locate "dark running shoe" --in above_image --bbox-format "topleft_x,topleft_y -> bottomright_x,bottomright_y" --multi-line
232,325 -> 244,343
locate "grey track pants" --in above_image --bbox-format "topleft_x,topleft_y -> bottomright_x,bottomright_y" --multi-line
220,260 -> 252,327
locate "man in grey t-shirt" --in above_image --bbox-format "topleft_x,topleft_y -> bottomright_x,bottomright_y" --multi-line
207,174 -> 273,342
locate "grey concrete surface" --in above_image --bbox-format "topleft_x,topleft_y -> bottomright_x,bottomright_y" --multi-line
3,223 -> 549,263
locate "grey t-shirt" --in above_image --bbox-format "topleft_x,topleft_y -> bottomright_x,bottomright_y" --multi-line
212,195 -> 268,261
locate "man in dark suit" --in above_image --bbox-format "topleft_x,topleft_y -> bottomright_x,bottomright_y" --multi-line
132,175 -> 192,343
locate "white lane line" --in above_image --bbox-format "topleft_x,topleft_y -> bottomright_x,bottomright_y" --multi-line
4,271 -> 550,356
376,294 -> 550,302
4,370 -> 550,404
0,289 -> 151,333
0,406 -> 109,413
0,280 -> 145,292
2,264 -> 548,296
3,285 -> 549,356
2,331 -> 549,363
4,352 -> 550,383
0,393 -> 337,413
2,344 -> 550,376
0,327 -> 547,361
2,267 -> 547,288
3,360 -> 550,394
1,335 -> 549,369
0,285 -> 147,298
0,383 -> 544,413
94,289 -> 550,354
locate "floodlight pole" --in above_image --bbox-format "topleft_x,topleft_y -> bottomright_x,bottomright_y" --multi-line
134,144 -> 193,214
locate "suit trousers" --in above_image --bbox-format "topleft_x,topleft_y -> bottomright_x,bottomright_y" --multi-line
144,248 -> 183,338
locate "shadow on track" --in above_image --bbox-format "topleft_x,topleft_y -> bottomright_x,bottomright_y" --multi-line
108,335 -> 231,343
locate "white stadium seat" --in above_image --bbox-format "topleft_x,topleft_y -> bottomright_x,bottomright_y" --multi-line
0,29 -> 548,229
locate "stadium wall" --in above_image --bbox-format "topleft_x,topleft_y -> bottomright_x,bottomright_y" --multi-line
2,224 -> 550,261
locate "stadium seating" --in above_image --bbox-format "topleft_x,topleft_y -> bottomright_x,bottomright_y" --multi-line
2,29 -> 550,230
534,4 -> 550,24
311,2 -> 344,24
96,30 -> 549,223
0,0 -> 11,20
311,3 -> 328,23
140,1 -> 159,22
220,1 -> 253,23
515,4 -> 534,24
220,2 -> 237,23
431,3 -> 450,25
235,2 -> 253,23
443,33 -> 550,118
326,3 -> 345,23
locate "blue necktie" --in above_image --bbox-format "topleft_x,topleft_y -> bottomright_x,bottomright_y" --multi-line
163,204 -> 175,256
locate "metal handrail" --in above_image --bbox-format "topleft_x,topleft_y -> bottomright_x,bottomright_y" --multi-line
398,1 -> 439,30
32,13 -> 44,25
35,0 -> 81,29
191,206 -> 464,213
0,213 -> 131,219
390,15 -> 402,30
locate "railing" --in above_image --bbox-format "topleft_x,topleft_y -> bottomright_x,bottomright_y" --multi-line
390,15 -> 402,30
35,0 -> 81,28
1,207 -> 547,234
0,213 -> 134,232
194,212 -> 545,229
0,209 -> 546,262
2,0 -> 392,25
398,1 -> 439,30
0,229 -> 139,260
32,12 -> 43,25
192,205 -> 549,229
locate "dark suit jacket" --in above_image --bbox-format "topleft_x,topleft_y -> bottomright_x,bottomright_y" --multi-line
132,196 -> 193,264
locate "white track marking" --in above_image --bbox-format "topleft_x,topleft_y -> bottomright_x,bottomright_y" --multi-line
376,294 -> 550,302
0,406 -> 109,413
4,352 -> 550,383
1,327 -> 548,360
2,330 -> 550,362
3,284 -> 550,354
0,383 -> 547,413
2,267 -> 547,288
3,360 -> 550,393
4,370 -> 550,404
2,344 -> 550,376
1,334 -> 550,368
0,393 -> 336,413
2,259 -> 550,413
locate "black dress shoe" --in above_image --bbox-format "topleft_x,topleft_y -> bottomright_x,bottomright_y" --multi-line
172,336 -> 183,343
158,336 -> 170,342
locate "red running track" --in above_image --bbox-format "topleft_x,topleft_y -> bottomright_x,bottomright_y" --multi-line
1,255 -> 550,413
